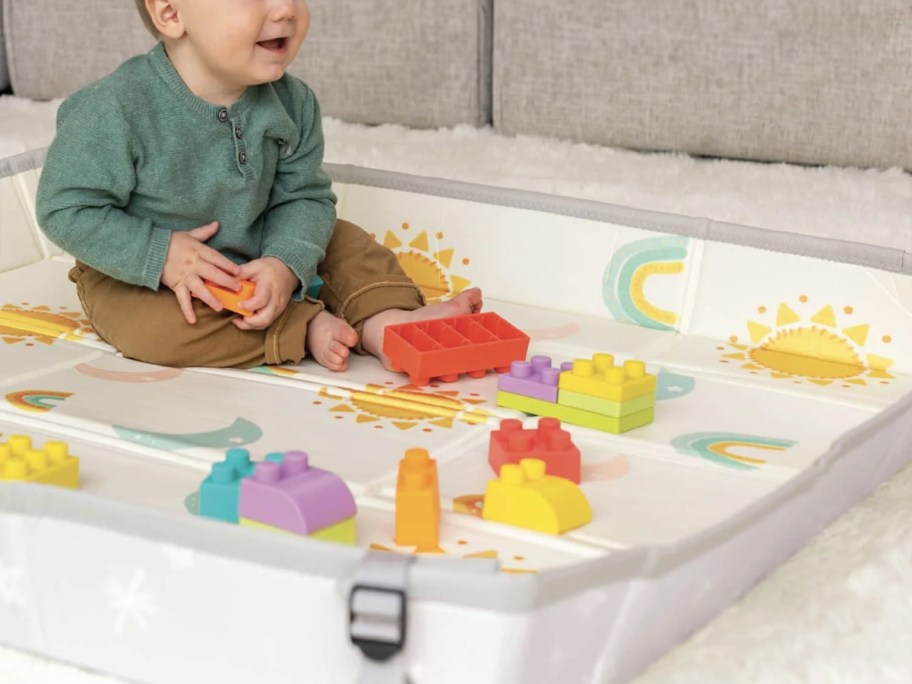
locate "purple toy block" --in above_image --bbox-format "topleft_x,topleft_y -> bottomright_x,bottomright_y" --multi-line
238,451 -> 356,535
497,355 -> 563,402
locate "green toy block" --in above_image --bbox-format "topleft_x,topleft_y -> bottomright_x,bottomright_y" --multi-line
496,391 -> 654,434
558,388 -> 654,417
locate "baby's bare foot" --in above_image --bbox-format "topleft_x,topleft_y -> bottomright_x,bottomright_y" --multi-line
361,288 -> 484,369
306,311 -> 358,371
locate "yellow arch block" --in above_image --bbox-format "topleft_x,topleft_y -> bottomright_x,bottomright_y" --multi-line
482,459 -> 592,534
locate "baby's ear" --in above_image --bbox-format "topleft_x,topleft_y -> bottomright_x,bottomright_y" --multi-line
146,0 -> 185,39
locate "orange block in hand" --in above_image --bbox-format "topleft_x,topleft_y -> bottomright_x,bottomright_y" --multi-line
204,280 -> 256,317
395,448 -> 440,549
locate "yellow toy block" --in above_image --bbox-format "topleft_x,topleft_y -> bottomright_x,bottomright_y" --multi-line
497,391 -> 654,434
482,458 -> 592,534
239,515 -> 356,545
0,435 -> 80,488
558,354 -> 656,401
558,388 -> 654,417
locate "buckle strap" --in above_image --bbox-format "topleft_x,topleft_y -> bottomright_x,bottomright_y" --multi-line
349,552 -> 414,663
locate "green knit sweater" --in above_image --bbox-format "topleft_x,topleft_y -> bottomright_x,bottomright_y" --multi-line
36,42 -> 336,299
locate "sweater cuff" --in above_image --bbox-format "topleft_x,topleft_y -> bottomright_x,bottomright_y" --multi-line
262,244 -> 322,302
141,226 -> 172,290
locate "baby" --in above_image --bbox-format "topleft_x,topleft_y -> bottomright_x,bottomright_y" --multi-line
36,0 -> 481,370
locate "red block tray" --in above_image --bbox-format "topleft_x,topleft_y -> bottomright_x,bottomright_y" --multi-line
382,312 -> 530,386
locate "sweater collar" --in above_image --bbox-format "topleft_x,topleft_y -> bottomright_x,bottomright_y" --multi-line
149,42 -> 257,119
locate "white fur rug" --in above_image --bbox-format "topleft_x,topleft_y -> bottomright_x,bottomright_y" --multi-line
1,96 -> 911,683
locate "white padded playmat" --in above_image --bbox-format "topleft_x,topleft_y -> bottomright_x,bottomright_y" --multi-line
1,152 -> 911,683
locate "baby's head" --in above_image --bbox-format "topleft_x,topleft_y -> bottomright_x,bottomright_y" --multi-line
134,0 -> 309,88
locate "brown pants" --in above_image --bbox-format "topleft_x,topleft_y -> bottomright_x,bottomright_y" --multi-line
71,219 -> 425,368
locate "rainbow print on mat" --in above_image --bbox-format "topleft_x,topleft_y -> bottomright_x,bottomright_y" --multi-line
671,432 -> 797,470
5,389 -> 73,413
603,236 -> 689,331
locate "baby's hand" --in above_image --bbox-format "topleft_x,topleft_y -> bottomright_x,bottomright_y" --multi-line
232,256 -> 299,331
162,221 -> 241,324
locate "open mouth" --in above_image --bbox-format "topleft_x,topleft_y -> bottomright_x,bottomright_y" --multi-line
257,37 -> 288,53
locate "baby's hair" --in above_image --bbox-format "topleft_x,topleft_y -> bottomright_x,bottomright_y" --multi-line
134,0 -> 159,37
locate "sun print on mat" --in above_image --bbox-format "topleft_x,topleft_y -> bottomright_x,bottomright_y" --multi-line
0,302 -> 94,345
374,222 -> 473,302
720,296 -> 895,388
317,381 -> 491,431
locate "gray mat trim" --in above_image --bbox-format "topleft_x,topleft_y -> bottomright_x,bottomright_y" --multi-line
325,163 -> 912,275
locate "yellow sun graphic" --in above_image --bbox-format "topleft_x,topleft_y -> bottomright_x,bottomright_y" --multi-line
377,222 -> 473,302
0,303 -> 94,346
720,297 -> 895,388
316,381 -> 492,431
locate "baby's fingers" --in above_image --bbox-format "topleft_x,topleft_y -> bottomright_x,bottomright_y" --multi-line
200,245 -> 241,277
188,277 -> 225,314
198,261 -> 240,291
174,287 -> 198,325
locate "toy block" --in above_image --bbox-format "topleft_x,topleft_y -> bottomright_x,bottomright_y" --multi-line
199,448 -> 258,523
204,279 -> 256,317
558,354 -> 656,402
489,417 -> 581,483
0,435 -> 79,488
382,312 -> 530,385
497,355 -> 569,402
238,450 -> 356,537
240,515 -> 356,545
482,458 -> 592,534
305,275 -> 324,299
395,448 -> 440,548
497,391 -> 654,434
558,388 -> 654,418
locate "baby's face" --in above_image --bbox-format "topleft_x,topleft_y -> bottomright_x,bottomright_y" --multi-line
178,0 -> 309,87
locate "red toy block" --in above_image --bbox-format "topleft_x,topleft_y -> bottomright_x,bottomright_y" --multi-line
488,417 -> 581,484
382,312 -> 530,386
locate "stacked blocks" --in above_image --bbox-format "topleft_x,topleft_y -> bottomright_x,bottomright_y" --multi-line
489,417 -> 581,483
382,312 -> 530,385
496,355 -> 565,402
497,353 -> 656,434
482,458 -> 592,534
394,448 -> 440,549
0,434 -> 79,488
238,451 -> 357,544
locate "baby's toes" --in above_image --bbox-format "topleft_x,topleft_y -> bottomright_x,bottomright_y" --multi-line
336,326 -> 358,348
329,339 -> 351,359
323,349 -> 348,371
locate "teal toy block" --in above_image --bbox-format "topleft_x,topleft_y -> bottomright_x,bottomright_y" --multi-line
199,448 -> 257,523
306,275 -> 323,299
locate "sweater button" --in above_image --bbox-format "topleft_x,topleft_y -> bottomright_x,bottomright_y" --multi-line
235,126 -> 243,139
238,151 -> 247,165
217,108 -> 229,122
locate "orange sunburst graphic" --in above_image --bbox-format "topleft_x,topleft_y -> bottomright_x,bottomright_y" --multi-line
377,222 -> 473,302
317,382 -> 491,432
368,541 -> 536,574
0,303 -> 94,346
720,296 -> 895,388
